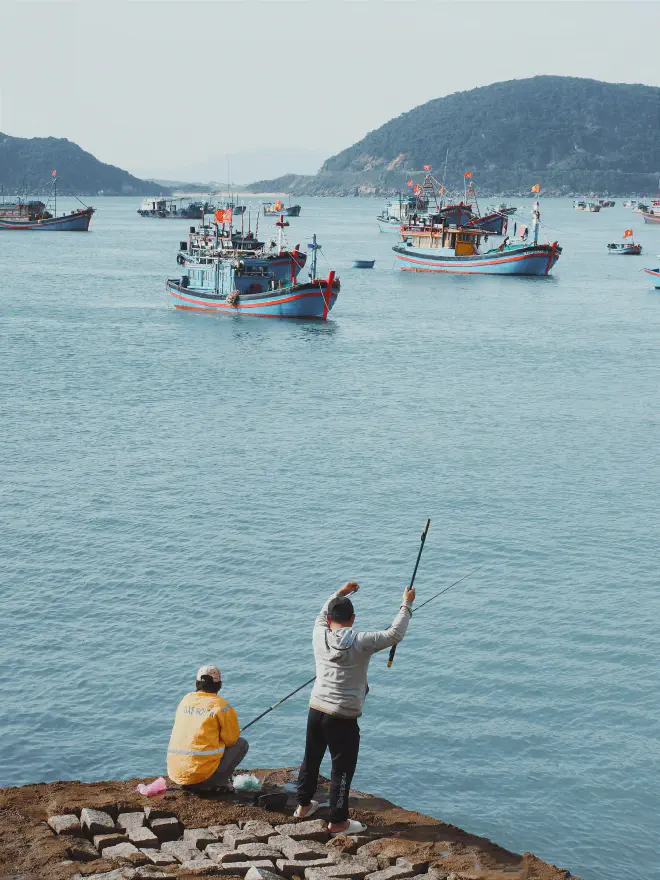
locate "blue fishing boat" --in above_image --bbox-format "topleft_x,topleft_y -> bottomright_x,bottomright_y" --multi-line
394,200 -> 561,276
263,200 -> 301,217
138,197 -> 214,219
0,174 -> 94,230
644,268 -> 660,288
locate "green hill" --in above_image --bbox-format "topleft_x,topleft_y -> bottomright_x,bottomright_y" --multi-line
248,77 -> 660,196
0,133 -> 170,196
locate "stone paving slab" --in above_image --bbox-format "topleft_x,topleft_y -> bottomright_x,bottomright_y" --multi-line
161,840 -> 206,863
276,858 -> 337,878
270,837 -> 322,860
184,827 -> 220,850
337,854 -> 379,872
118,811 -> 147,831
239,820 -> 276,841
206,843 -> 253,863
139,847 -> 178,865
103,841 -> 147,863
80,807 -> 116,835
306,864 -> 371,880
209,823 -> 240,836
150,816 -> 182,842
48,813 -> 82,835
238,843 -> 288,860
224,828 -> 260,847
144,806 -> 175,821
129,826 -> 160,848
94,832 -> 129,851
245,868 -> 286,880
206,860 -> 277,877
275,819 -> 330,842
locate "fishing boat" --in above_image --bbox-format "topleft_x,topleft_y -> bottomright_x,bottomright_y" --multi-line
598,199 -> 615,208
487,203 -> 517,215
167,230 -> 338,319
623,200 -> 637,209
607,242 -> 642,255
0,174 -> 94,230
377,192 -> 430,232
138,197 -> 214,219
393,200 -> 560,276
641,209 -> 660,224
263,200 -> 301,217
585,202 -> 601,213
574,200 -> 586,210
644,268 -> 660,288
353,259 -> 375,269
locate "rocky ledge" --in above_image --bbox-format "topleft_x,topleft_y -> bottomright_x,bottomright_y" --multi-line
0,768 -> 580,880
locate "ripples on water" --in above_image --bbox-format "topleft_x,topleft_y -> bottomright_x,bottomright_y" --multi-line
1,198 -> 659,880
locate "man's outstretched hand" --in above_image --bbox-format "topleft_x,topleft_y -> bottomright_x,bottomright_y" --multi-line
338,581 -> 360,596
403,585 -> 416,603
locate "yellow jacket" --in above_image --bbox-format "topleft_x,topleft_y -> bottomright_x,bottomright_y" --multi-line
167,691 -> 240,785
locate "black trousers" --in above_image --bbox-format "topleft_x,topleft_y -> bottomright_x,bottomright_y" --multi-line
297,708 -> 360,824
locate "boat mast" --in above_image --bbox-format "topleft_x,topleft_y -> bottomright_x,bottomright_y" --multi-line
308,234 -> 321,280
532,200 -> 540,245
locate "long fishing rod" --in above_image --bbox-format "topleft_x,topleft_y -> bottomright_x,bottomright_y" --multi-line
241,677 -> 316,733
387,518 -> 431,668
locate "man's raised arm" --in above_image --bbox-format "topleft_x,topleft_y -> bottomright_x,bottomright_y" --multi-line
356,586 -> 415,654
314,581 -> 360,629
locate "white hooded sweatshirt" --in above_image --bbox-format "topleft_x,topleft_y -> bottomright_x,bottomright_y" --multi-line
309,591 -> 413,719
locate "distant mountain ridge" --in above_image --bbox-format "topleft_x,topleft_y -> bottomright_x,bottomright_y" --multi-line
0,133 -> 171,196
245,77 -> 660,196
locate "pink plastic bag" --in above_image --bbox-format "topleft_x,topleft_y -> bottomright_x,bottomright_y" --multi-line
137,776 -> 168,797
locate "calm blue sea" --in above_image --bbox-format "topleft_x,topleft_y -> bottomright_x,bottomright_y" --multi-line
1,197 -> 659,880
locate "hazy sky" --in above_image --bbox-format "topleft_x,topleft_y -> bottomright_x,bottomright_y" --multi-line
1,0 -> 659,182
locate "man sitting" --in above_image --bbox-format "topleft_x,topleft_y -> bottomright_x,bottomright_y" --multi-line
167,665 -> 248,792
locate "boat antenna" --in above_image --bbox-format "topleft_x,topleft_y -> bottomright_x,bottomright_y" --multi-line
308,234 -> 321,280
275,214 -> 289,254
442,148 -> 449,190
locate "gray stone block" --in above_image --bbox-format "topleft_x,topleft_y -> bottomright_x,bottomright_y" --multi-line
224,828 -> 259,847
341,855 -> 379,872
129,826 -> 160,848
240,821 -> 276,841
306,864 -> 370,880
206,860 -> 276,877
139,848 -> 178,865
209,823 -> 240,836
134,869 -> 177,879
161,840 -> 205,862
245,868 -> 285,880
239,844 -> 289,861
93,832 -> 129,851
118,811 -> 146,831
206,843 -> 252,863
275,820 -> 330,843
65,838 -> 99,861
103,841 -> 146,862
144,806 -> 174,821
184,828 -> 219,850
80,807 -> 116,835
395,859 -> 429,874
150,816 -> 182,842
48,813 -> 82,836
365,867 -> 417,880
276,858 -> 337,878
272,838 -> 322,861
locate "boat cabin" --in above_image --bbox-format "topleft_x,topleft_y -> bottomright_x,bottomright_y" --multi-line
402,219 -> 484,256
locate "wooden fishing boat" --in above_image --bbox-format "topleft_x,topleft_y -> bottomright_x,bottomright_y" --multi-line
0,205 -> 94,230
138,197 -> 214,219
585,202 -> 601,212
607,242 -> 642,255
263,200 -> 301,217
394,199 -> 560,276
353,259 -> 375,269
644,268 -> 660,288
641,210 -> 660,224
377,192 -> 429,232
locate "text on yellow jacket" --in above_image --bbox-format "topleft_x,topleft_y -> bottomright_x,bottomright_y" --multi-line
167,691 -> 240,785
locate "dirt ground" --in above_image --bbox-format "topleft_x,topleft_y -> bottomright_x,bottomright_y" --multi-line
0,768 -> 580,880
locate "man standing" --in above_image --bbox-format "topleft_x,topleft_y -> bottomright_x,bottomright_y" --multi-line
295,582 -> 415,833
167,665 -> 248,792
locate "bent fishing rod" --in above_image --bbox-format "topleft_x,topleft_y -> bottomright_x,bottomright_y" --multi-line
241,535 -> 484,733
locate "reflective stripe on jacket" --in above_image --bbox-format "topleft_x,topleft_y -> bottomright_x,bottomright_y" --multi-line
167,691 -> 240,785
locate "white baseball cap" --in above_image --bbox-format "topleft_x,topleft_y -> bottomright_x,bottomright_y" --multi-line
196,665 -> 222,683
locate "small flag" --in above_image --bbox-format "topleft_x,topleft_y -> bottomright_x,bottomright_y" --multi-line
623,229 -> 633,238
215,208 -> 233,224
407,180 -> 413,187
423,164 -> 431,171
52,170 -> 57,177
413,184 -> 421,195
464,171 -> 472,179
531,183 -> 540,193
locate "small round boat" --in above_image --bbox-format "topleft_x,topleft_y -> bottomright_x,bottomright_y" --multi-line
353,259 -> 375,269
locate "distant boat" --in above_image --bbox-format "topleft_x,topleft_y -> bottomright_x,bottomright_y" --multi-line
643,268 -> 660,288
353,259 -> 375,268
138,197 -> 213,219
574,200 -> 586,210
585,202 -> 601,212
263,200 -> 301,217
641,209 -> 660,224
0,202 -> 94,230
598,199 -> 615,207
607,242 -> 642,255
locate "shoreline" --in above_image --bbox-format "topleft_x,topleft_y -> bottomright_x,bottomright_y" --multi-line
0,768 -> 579,880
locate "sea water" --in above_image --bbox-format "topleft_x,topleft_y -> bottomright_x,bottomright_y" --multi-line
1,197 -> 659,880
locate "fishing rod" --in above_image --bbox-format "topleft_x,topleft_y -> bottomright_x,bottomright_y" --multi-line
387,518 -> 431,668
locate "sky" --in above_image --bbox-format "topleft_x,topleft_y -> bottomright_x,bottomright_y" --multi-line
0,0 -> 659,183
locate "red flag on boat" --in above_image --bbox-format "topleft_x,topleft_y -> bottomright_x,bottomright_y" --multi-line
215,208 -> 233,224
407,180 -> 413,186
531,183 -> 540,193
623,229 -> 633,237
464,171 -> 472,179
413,184 -> 421,195
424,164 -> 431,171
52,170 -> 57,177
